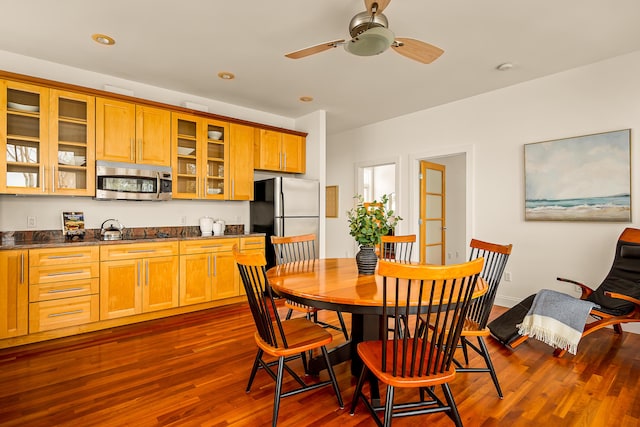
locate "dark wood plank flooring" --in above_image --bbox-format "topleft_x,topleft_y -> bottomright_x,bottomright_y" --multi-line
0,303 -> 638,426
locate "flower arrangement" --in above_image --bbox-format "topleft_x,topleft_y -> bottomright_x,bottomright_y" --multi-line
347,194 -> 402,247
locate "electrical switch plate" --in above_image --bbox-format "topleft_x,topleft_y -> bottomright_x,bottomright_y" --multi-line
504,271 -> 512,282
27,216 -> 36,228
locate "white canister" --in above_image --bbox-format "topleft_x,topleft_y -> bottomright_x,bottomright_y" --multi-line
213,220 -> 224,236
199,216 -> 214,236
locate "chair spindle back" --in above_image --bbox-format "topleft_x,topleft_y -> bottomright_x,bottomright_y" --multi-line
380,234 -> 416,263
466,239 -> 512,329
378,258 -> 484,378
233,246 -> 288,349
271,233 -> 317,265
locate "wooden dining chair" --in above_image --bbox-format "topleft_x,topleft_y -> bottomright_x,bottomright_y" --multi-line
455,239 -> 512,398
271,234 -> 349,341
380,234 -> 416,262
350,258 -> 484,427
233,245 -> 343,427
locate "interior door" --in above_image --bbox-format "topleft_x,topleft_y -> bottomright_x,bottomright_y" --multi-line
419,161 -> 446,264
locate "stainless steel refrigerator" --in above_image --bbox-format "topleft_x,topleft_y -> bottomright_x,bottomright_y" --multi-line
250,177 -> 320,268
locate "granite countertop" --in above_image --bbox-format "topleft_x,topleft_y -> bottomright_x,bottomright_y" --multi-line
0,225 -> 265,250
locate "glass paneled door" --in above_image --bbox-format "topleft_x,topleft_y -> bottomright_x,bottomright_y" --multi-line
420,161 -> 446,264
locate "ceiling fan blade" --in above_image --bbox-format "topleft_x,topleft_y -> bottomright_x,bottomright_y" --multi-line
285,40 -> 345,59
391,38 -> 444,64
364,0 -> 391,15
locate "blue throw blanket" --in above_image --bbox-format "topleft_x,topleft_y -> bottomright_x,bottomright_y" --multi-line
517,289 -> 599,355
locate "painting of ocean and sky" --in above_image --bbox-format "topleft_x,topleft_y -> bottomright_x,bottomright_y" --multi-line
525,129 -> 631,221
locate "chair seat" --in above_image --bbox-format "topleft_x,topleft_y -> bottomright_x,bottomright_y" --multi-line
461,319 -> 489,337
255,317 -> 333,357
357,340 -> 456,388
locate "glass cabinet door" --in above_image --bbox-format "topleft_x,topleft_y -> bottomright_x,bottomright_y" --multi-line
49,90 -> 95,196
172,114 -> 199,199
203,120 -> 228,199
1,81 -> 49,194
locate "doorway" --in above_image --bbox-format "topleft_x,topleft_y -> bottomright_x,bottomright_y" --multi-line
420,161 -> 446,264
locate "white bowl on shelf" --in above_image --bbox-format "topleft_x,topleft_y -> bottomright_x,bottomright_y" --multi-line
208,131 -> 223,140
207,188 -> 222,194
177,147 -> 195,155
8,102 -> 39,113
74,156 -> 86,166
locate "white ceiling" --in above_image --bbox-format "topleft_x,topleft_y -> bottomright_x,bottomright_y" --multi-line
2,0 -> 640,134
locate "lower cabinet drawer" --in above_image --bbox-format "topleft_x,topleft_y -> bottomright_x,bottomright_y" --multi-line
30,263 -> 99,285
29,295 -> 99,333
29,278 -> 99,302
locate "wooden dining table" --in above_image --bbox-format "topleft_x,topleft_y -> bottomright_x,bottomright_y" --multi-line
266,258 -> 488,377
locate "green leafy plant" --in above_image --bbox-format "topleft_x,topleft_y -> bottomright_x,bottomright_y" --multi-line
347,194 -> 402,247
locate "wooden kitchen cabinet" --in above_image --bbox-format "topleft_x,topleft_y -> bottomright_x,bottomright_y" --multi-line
100,241 -> 179,319
96,98 -> 171,166
228,123 -> 254,200
28,246 -> 99,333
172,113 -> 228,200
0,250 -> 29,339
254,129 -> 305,174
179,238 -> 239,305
1,81 -> 96,195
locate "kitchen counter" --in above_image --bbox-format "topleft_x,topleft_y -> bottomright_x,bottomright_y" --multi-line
0,225 -> 264,250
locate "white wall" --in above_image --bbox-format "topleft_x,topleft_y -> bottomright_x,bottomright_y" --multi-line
327,50 -> 640,335
0,50 -> 305,233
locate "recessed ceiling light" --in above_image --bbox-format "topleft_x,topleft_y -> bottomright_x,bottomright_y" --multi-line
299,96 -> 314,103
217,72 -> 235,80
496,62 -> 513,71
92,33 -> 115,46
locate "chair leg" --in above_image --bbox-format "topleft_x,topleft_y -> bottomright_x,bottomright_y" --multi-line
461,337 -> 470,365
321,345 -> 344,408
300,351 -> 308,375
272,356 -> 285,427
441,383 -> 462,427
478,336 -> 503,398
246,349 -> 263,392
337,311 -> 349,340
383,385 -> 395,427
613,324 -> 624,334
350,365 -> 369,415
285,308 -> 294,320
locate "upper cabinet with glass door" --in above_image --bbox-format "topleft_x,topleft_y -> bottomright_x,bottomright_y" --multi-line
1,81 -> 95,196
1,80 -> 49,194
48,89 -> 95,196
172,113 -> 228,199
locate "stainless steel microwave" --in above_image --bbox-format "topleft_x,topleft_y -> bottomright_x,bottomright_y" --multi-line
95,161 -> 172,201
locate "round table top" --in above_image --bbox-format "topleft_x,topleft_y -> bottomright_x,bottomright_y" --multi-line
266,258 -> 487,315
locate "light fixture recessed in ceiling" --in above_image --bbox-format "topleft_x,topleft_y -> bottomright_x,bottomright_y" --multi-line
92,33 -> 115,46
299,96 -> 314,103
217,72 -> 235,80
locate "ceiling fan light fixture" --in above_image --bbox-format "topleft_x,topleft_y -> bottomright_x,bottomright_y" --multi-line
345,27 -> 395,57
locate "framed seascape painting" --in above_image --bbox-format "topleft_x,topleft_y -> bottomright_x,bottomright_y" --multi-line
524,129 -> 631,222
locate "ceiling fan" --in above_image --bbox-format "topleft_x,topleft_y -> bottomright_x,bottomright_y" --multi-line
285,0 -> 444,64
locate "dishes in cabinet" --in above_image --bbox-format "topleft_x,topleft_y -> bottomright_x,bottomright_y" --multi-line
208,130 -> 223,140
7,102 -> 40,112
208,188 -> 222,194
177,147 -> 195,155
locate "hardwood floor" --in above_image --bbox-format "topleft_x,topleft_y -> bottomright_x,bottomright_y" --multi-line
0,303 -> 638,426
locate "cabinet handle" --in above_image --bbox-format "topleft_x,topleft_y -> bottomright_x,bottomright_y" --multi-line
20,253 -> 24,284
201,244 -> 223,249
137,261 -> 141,287
52,166 -> 56,193
47,253 -> 84,259
145,260 -> 149,286
41,165 -> 46,192
244,241 -> 263,246
48,309 -> 83,318
46,270 -> 84,277
207,255 -> 211,277
213,255 -> 217,277
283,152 -> 287,170
127,249 -> 156,254
279,152 -> 282,170
138,139 -> 143,162
47,287 -> 84,294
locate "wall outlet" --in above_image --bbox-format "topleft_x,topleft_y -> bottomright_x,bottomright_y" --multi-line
27,216 -> 36,228
504,271 -> 512,282
180,216 -> 187,225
